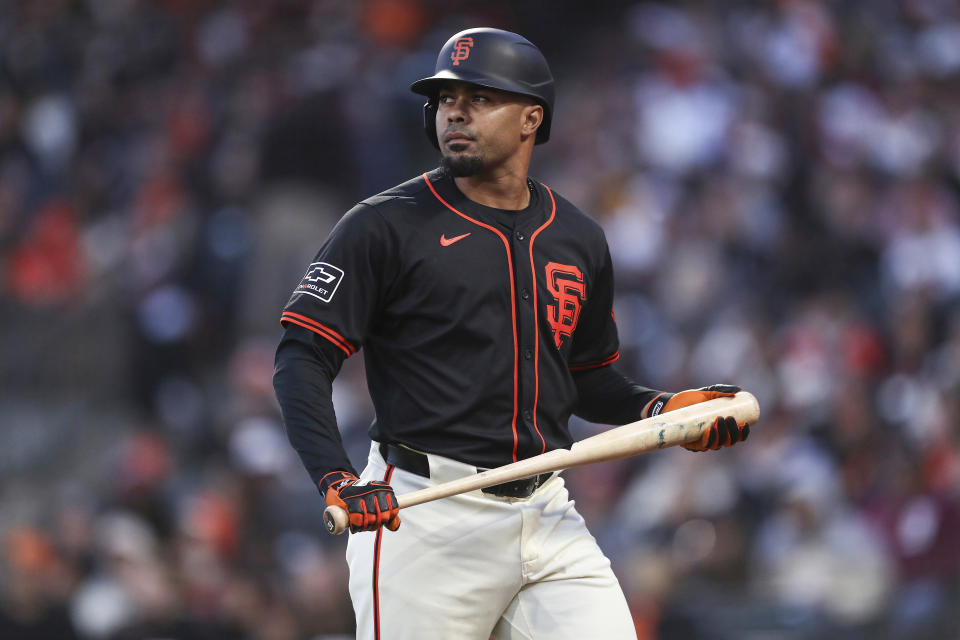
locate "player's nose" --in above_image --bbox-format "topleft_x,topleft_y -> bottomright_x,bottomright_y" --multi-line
445,104 -> 467,122
442,94 -> 471,120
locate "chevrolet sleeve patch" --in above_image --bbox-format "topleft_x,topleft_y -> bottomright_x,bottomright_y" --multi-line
294,262 -> 344,303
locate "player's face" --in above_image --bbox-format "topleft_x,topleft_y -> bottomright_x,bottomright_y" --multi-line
435,82 -> 542,177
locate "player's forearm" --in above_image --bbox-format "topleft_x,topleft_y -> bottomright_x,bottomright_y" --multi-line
273,336 -> 357,484
571,365 -> 663,425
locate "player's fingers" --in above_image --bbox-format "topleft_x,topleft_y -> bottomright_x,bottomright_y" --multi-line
711,417 -> 724,448
700,384 -> 741,395
706,419 -> 719,449
685,417 -> 750,452
352,497 -> 368,529
689,422 -> 714,450
721,416 -> 739,446
664,384 -> 743,417
386,515 -> 402,531
368,509 -> 382,531
377,491 -> 394,513
723,416 -> 740,447
348,509 -> 365,533
707,417 -> 727,449
348,501 -> 363,533
382,493 -> 398,518
382,492 -> 400,530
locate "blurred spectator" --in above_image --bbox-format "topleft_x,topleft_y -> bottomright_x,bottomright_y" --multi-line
0,527 -> 79,639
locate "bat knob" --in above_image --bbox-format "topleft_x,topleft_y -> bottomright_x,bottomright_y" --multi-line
324,505 -> 349,535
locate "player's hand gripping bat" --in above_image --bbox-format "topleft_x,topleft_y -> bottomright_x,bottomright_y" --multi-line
325,391 -> 760,535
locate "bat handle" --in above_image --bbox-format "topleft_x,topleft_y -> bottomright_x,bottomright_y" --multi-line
324,505 -> 350,535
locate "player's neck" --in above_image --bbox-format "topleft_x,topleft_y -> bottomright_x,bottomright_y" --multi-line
454,160 -> 532,211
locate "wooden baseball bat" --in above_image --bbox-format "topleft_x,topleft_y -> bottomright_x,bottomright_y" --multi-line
325,391 -> 759,535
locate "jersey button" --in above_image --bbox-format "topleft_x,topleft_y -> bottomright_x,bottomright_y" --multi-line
515,230 -> 525,241
524,349 -> 533,360
523,409 -> 532,421
521,289 -> 530,300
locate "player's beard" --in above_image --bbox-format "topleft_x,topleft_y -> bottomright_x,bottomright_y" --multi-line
441,152 -> 485,177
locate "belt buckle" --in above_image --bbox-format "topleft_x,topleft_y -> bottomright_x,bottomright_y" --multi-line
481,472 -> 550,499
529,473 -> 543,493
509,473 -> 544,498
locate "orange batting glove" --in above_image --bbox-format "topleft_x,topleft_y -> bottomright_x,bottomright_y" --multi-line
646,384 -> 750,452
319,471 -> 402,533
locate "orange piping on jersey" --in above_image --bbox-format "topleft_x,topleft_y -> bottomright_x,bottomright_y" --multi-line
423,173 -> 521,462
280,312 -> 354,351
281,316 -> 352,356
281,311 -> 357,356
567,351 -> 621,371
280,312 -> 356,355
372,464 -> 395,640
527,184 -> 557,455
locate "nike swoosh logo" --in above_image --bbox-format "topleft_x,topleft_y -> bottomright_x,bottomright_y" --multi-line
440,232 -> 471,247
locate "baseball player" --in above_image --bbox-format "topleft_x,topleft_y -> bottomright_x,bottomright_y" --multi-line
273,27 -> 750,640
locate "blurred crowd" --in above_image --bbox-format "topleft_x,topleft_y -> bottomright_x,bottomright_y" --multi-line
2,0 -> 960,639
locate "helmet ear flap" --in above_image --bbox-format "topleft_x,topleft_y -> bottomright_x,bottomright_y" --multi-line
423,102 -> 440,150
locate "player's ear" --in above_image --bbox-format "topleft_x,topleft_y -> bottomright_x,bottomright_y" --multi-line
520,104 -> 543,139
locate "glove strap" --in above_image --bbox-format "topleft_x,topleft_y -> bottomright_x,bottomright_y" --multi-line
318,470 -> 357,495
646,392 -> 675,418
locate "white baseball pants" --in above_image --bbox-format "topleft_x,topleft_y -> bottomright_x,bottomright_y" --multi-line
344,442 -> 637,640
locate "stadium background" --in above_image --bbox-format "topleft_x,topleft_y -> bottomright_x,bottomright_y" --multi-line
1,0 -> 959,638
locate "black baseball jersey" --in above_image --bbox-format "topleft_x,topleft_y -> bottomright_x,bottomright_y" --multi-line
276,167 -> 658,479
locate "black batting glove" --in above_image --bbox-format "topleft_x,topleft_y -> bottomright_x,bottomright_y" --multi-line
320,471 -> 402,533
684,415 -> 750,451
646,384 -> 750,452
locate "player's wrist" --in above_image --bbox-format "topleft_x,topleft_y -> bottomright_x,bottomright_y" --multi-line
643,392 -> 673,418
319,470 -> 358,496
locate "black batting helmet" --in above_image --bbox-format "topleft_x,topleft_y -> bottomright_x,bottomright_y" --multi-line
410,28 -> 555,149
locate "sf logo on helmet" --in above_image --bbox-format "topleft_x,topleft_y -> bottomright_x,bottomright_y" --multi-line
450,37 -> 474,66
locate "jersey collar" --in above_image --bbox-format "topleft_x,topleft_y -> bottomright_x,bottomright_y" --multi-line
429,168 -> 548,232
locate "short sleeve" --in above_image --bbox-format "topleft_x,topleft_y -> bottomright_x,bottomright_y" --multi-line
566,241 -> 620,371
280,203 -> 395,356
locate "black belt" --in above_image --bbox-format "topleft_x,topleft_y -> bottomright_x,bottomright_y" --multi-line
379,443 -> 552,499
